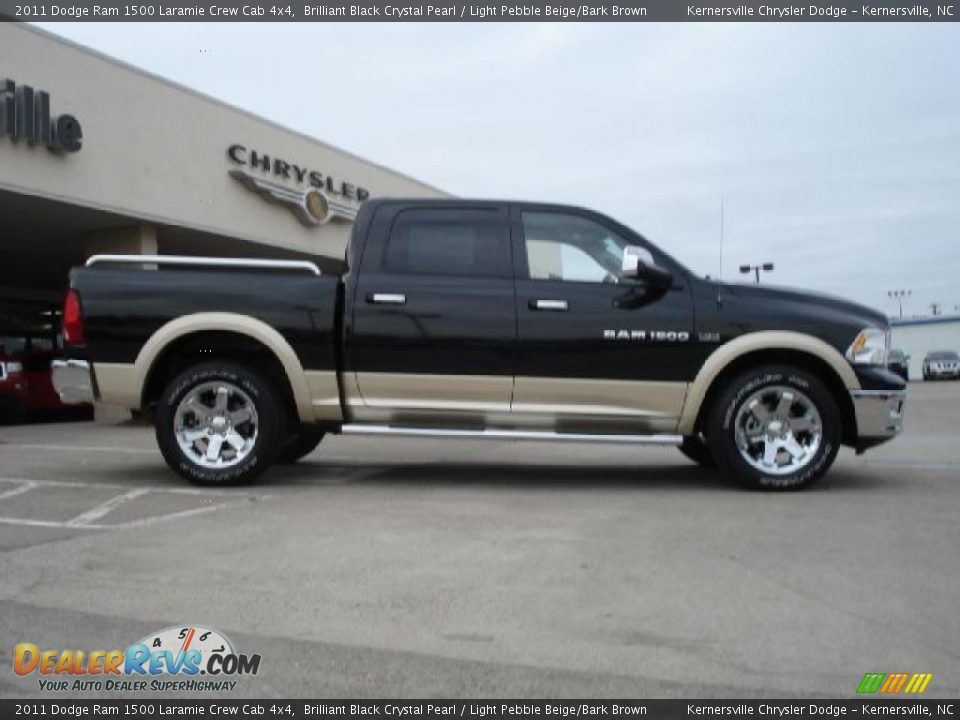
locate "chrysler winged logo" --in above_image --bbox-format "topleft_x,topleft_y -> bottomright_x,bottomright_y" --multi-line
229,169 -> 359,227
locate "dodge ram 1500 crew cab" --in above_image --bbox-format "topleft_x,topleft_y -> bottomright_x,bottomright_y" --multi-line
53,199 -> 906,489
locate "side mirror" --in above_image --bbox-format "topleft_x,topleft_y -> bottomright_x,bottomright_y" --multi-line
622,246 -> 673,288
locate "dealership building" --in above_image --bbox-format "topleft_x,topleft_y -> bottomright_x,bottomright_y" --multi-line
0,23 -> 445,344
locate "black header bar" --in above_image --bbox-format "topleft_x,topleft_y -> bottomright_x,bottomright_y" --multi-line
1,0 -> 959,21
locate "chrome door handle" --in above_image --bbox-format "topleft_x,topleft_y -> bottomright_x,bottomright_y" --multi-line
368,293 -> 406,306
530,299 -> 568,311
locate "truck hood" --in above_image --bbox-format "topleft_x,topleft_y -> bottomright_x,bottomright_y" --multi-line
718,282 -> 889,328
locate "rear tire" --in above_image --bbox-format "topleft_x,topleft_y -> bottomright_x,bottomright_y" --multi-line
706,365 -> 840,490
156,362 -> 283,485
277,425 -> 325,464
679,434 -> 716,468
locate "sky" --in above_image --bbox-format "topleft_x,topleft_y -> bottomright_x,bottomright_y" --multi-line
36,22 -> 960,317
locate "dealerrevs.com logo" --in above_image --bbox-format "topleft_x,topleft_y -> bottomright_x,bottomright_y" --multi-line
14,625 -> 261,693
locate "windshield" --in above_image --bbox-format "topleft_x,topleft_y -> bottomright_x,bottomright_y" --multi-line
928,351 -> 959,361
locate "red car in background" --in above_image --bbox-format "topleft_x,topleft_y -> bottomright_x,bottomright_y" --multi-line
0,346 -> 25,420
0,342 -> 93,423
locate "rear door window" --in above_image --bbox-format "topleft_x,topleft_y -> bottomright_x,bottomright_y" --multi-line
384,208 -> 510,278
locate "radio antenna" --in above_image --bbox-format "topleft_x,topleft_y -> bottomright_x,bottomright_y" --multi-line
719,192 -> 725,280
717,193 -> 725,304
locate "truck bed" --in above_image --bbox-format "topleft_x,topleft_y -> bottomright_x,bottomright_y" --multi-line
70,266 -> 341,372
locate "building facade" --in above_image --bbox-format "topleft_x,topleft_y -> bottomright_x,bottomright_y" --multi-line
0,23 -> 445,325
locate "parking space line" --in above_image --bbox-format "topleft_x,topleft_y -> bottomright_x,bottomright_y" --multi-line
0,476 -> 250,497
0,516 -> 99,529
0,480 -> 38,502
0,476 -> 270,531
65,488 -> 152,527
0,496 -> 265,530
103,499 -> 257,529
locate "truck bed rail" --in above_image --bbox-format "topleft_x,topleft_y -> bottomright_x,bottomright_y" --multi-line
84,254 -> 321,276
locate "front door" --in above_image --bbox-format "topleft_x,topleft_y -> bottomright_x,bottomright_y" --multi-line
510,206 -> 695,433
347,203 -> 516,426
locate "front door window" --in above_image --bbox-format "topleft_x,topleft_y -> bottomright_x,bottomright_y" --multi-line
522,211 -> 634,284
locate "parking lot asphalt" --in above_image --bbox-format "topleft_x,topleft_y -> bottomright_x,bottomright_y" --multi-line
0,381 -> 958,699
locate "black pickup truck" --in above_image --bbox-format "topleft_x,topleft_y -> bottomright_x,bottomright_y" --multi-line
53,199 -> 906,489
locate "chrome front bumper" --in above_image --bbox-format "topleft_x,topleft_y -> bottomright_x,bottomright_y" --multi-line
51,359 -> 97,404
850,389 -> 906,448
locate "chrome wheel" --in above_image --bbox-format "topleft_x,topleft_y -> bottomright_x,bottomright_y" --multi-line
734,385 -> 822,476
174,381 -> 259,468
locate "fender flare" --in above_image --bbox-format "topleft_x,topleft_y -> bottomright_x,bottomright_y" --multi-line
677,330 -> 860,435
134,312 -> 315,423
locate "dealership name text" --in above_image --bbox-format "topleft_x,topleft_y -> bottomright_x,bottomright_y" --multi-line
0,79 -> 82,153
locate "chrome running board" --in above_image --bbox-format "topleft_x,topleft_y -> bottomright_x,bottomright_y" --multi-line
340,425 -> 682,445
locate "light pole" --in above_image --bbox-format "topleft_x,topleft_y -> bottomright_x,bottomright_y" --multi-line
739,262 -> 774,283
887,290 -> 911,319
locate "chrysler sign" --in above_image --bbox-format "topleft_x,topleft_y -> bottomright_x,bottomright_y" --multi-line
227,144 -> 370,202
229,168 -> 360,226
0,79 -> 83,154
227,143 -> 369,226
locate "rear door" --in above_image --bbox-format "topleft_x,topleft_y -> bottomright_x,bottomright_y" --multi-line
346,203 -> 516,425
510,205 -> 695,433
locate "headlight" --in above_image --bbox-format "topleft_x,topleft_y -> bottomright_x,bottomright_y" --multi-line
3,361 -> 23,374
845,327 -> 890,366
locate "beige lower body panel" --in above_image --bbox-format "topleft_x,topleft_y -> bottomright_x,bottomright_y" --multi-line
512,375 -> 686,433
96,364 -> 684,435
512,376 -> 687,417
347,372 -> 685,434
93,362 -> 139,407
304,370 -> 344,422
354,372 -> 513,412
96,363 -> 344,423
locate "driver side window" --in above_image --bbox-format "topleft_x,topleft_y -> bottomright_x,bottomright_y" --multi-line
522,211 -> 632,284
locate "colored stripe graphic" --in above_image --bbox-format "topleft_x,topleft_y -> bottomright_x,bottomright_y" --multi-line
904,673 -> 933,694
858,672 -> 932,694
857,673 -> 886,694
880,673 -> 907,693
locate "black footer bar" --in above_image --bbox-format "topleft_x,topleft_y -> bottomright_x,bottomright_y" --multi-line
2,699 -> 958,720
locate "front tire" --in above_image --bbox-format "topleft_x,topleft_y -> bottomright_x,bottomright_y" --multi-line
706,365 -> 840,490
156,363 -> 283,485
